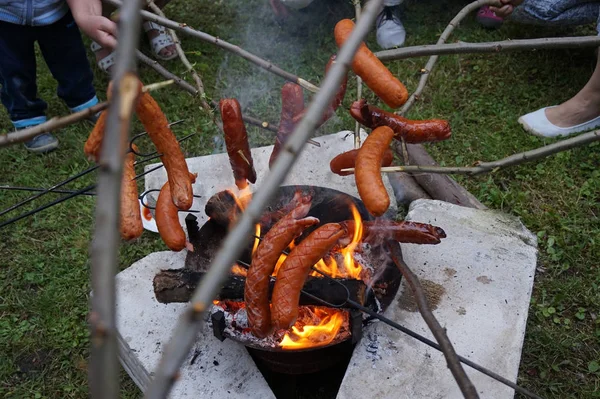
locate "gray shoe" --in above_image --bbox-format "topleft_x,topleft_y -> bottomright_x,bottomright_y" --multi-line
86,111 -> 103,124
24,133 -> 59,153
376,6 -> 406,49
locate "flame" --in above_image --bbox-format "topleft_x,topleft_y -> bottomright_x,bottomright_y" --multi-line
252,224 -> 261,256
230,264 -> 247,276
272,241 -> 294,276
279,308 -> 345,349
236,186 -> 252,210
339,204 -> 363,279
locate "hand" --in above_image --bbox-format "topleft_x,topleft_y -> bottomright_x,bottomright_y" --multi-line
490,0 -> 524,19
79,15 -> 118,49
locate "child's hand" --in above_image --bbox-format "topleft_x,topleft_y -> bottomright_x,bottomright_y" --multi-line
490,0 -> 524,18
67,0 -> 117,49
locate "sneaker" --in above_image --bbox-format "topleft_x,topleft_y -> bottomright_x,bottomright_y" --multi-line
86,111 -> 103,124
476,6 -> 504,29
376,5 -> 406,49
24,133 -> 59,153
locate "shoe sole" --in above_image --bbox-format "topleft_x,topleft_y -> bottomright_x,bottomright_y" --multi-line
518,116 -> 600,138
25,141 -> 59,154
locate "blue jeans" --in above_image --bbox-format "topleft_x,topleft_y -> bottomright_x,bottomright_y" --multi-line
511,0 -> 600,33
0,11 -> 97,129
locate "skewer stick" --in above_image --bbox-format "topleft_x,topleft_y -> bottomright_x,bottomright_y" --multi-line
142,2 -> 384,397
237,150 -> 251,166
340,129 -> 600,176
103,0 -> 320,93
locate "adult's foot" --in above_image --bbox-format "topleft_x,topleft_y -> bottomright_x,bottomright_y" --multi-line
544,96 -> 600,127
376,5 -> 406,49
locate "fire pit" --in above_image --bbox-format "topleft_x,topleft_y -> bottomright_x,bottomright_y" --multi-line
153,185 -> 402,376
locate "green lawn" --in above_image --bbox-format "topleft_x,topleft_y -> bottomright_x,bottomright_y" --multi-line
1,0 -> 599,397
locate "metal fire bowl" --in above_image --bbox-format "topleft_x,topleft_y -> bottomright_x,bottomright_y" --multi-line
187,185 -> 402,357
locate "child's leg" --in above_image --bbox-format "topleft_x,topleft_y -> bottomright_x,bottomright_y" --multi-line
0,21 -> 48,128
36,11 -> 98,114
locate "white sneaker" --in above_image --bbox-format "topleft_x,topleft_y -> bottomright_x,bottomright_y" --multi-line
518,107 -> 600,138
376,6 -> 406,49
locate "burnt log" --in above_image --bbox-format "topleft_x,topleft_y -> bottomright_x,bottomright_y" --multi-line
153,268 -> 367,306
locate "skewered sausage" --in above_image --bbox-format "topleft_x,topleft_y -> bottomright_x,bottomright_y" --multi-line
136,91 -> 193,210
120,144 -> 143,241
271,223 -> 345,330
334,19 -> 408,109
330,148 -> 394,176
220,99 -> 257,189
245,200 -> 319,337
269,83 -> 304,168
350,99 -> 451,143
355,126 -> 395,217
155,181 -> 186,251
84,110 -> 108,162
339,220 -> 446,246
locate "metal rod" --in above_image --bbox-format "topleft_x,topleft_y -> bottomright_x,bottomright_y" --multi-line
142,2 -> 384,397
88,0 -> 143,395
0,186 -> 97,196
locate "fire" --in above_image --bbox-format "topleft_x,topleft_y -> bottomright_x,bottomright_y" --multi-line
272,241 -> 294,276
279,307 -> 346,349
235,186 -> 252,210
230,264 -> 247,276
252,224 -> 261,256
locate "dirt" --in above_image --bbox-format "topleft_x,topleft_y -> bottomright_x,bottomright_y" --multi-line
443,268 -> 457,278
397,279 -> 446,312
476,275 -> 493,284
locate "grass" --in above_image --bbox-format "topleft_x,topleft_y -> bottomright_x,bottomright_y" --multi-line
0,0 -> 598,397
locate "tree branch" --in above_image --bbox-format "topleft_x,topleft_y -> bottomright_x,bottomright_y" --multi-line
398,0 -> 499,115
143,1 -> 384,397
88,0 -> 143,397
340,129 -> 600,175
376,35 -> 600,62
103,0 -> 320,93
388,241 -> 479,399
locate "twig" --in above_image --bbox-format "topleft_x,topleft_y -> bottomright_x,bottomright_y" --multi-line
340,128 -> 600,175
376,35 -> 600,62
103,0 -> 320,93
388,241 -> 479,398
88,0 -> 142,396
398,0 -> 499,115
354,0 -> 362,149
0,80 -> 173,148
143,1 -> 384,397
145,0 -> 210,111
141,79 -> 174,92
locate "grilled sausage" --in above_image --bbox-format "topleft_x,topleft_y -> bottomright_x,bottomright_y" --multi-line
245,200 -> 319,337
334,19 -> 408,109
339,220 -> 446,246
220,99 -> 257,189
292,54 -> 348,127
84,110 -> 108,162
271,223 -> 345,330
330,148 -> 394,176
355,126 -> 395,217
136,91 -> 193,210
120,145 -> 143,241
269,83 -> 304,169
155,181 -> 186,251
350,99 -> 451,143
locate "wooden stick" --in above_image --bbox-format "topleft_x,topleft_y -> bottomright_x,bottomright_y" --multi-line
388,242 -> 479,399
104,0 -> 320,93
88,0 -> 143,396
0,80 -> 172,148
341,129 -> 600,176
143,2 -> 383,397
376,35 -> 600,62
398,0 -> 499,116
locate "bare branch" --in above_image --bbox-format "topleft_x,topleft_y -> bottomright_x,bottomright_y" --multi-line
340,129 -> 600,175
376,35 -> 600,62
88,0 -> 143,397
142,1 -> 384,397
388,241 -> 479,398
398,0 -> 499,115
103,0 -> 320,93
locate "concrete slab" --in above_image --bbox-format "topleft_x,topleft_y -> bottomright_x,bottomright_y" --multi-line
337,199 -> 538,399
115,251 -> 276,399
143,130 -> 397,230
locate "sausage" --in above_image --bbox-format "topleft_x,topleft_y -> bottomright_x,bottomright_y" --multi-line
339,220 -> 446,246
334,19 -> 408,109
219,99 -> 257,189
330,148 -> 394,176
269,83 -> 304,169
245,200 -> 319,337
120,144 -> 143,241
271,223 -> 345,330
155,181 -> 186,251
350,99 -> 451,143
355,126 -> 395,217
136,91 -> 193,210
84,110 -> 108,162
292,54 -> 348,127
